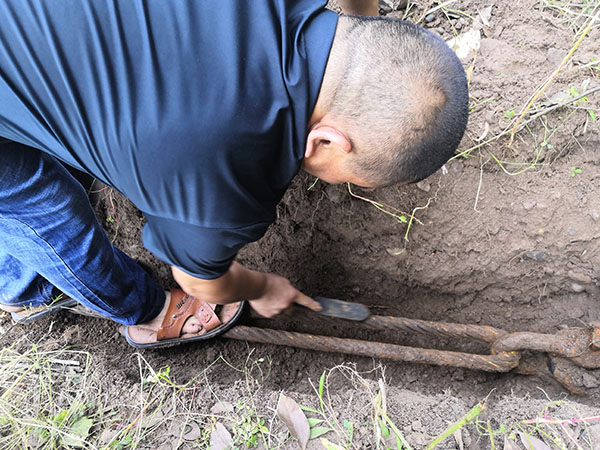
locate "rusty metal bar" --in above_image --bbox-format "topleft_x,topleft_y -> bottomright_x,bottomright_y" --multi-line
362,315 -> 506,344
260,312 -> 508,343
223,325 -> 520,372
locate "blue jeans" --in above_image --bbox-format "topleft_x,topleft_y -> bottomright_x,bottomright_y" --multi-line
0,140 -> 164,325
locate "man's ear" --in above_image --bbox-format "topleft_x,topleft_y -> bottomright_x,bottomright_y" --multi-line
305,125 -> 352,158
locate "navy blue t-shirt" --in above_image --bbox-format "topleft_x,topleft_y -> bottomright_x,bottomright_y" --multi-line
0,1 -> 337,278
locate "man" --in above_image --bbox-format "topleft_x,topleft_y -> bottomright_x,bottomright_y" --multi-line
0,0 -> 468,347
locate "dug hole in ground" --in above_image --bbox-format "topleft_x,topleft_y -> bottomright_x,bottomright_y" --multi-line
1,0 -> 599,449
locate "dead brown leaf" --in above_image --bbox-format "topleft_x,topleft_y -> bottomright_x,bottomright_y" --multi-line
518,431 -> 552,450
276,393 -> 310,450
210,422 -> 233,450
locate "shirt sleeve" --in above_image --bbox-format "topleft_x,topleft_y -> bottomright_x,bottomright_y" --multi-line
142,213 -> 272,279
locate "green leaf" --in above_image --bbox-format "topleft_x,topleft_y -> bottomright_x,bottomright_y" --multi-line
54,410 -> 69,427
590,110 -> 596,121
308,418 -> 324,427
71,416 -> 93,437
379,419 -> 390,437
321,437 -> 346,450
310,426 -> 332,439
318,371 -> 326,400
299,405 -> 319,414
343,420 -> 353,440
62,416 -> 93,447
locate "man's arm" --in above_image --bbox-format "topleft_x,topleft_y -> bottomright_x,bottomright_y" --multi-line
172,262 -> 320,318
337,0 -> 378,16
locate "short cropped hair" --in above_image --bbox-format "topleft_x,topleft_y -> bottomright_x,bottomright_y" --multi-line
328,16 -> 469,186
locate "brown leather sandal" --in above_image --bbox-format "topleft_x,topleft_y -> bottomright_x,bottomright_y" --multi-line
124,289 -> 245,349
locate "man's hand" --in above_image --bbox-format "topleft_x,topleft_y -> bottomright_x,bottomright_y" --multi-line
337,0 -> 378,16
248,273 -> 321,318
172,262 -> 321,318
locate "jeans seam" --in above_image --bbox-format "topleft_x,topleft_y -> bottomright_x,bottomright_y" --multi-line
3,216 -> 134,320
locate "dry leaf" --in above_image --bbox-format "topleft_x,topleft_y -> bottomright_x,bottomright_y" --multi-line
453,428 -> 464,450
518,432 -> 552,450
277,393 -> 310,450
210,422 -> 233,450
210,400 -> 234,415
504,435 -> 521,450
181,421 -> 202,441
476,122 -> 490,142
478,6 -> 492,26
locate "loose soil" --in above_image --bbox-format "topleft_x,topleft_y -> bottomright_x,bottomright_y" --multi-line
1,0 -> 599,448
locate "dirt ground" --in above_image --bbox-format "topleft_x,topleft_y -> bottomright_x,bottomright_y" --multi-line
1,0 -> 599,448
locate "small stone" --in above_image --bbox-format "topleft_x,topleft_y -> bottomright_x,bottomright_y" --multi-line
416,180 -> 431,192
571,283 -> 585,293
523,200 -> 536,210
210,401 -> 234,415
352,286 -> 360,293
567,225 -> 576,236
523,251 -> 548,262
488,224 -> 500,235
583,372 -> 600,388
379,0 -> 394,14
411,420 -> 422,432
568,271 -> 592,284
590,209 -> 600,221
425,13 -> 435,22
451,369 -> 465,381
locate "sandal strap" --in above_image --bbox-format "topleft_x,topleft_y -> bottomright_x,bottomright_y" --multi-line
157,290 -> 222,340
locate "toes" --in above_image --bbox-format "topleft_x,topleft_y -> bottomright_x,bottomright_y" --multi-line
181,315 -> 204,335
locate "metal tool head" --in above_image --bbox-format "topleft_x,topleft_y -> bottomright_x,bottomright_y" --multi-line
313,297 -> 370,321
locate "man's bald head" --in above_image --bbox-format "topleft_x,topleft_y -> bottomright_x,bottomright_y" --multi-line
317,15 -> 469,187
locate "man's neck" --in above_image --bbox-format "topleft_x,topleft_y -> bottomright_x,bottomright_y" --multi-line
308,18 -> 350,128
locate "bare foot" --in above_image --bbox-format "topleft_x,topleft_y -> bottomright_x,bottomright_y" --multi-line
125,291 -> 241,345
0,304 -> 27,313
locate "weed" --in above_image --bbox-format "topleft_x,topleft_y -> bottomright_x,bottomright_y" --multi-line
476,399 -> 600,449
502,109 -> 515,120
571,166 -> 582,177
347,183 -> 431,255
0,341 -> 108,449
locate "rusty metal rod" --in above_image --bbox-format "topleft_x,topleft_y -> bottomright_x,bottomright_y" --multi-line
259,311 -> 508,344
362,315 -> 506,344
223,325 -> 521,372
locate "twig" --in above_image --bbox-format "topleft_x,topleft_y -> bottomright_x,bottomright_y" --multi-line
522,416 -> 600,425
425,0 -> 459,16
508,11 -> 599,146
527,85 -> 600,119
474,159 -> 486,212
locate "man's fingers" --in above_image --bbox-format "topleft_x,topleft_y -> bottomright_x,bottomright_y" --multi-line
294,292 -> 323,311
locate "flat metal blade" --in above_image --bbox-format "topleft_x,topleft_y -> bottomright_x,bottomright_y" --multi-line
312,297 -> 370,321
